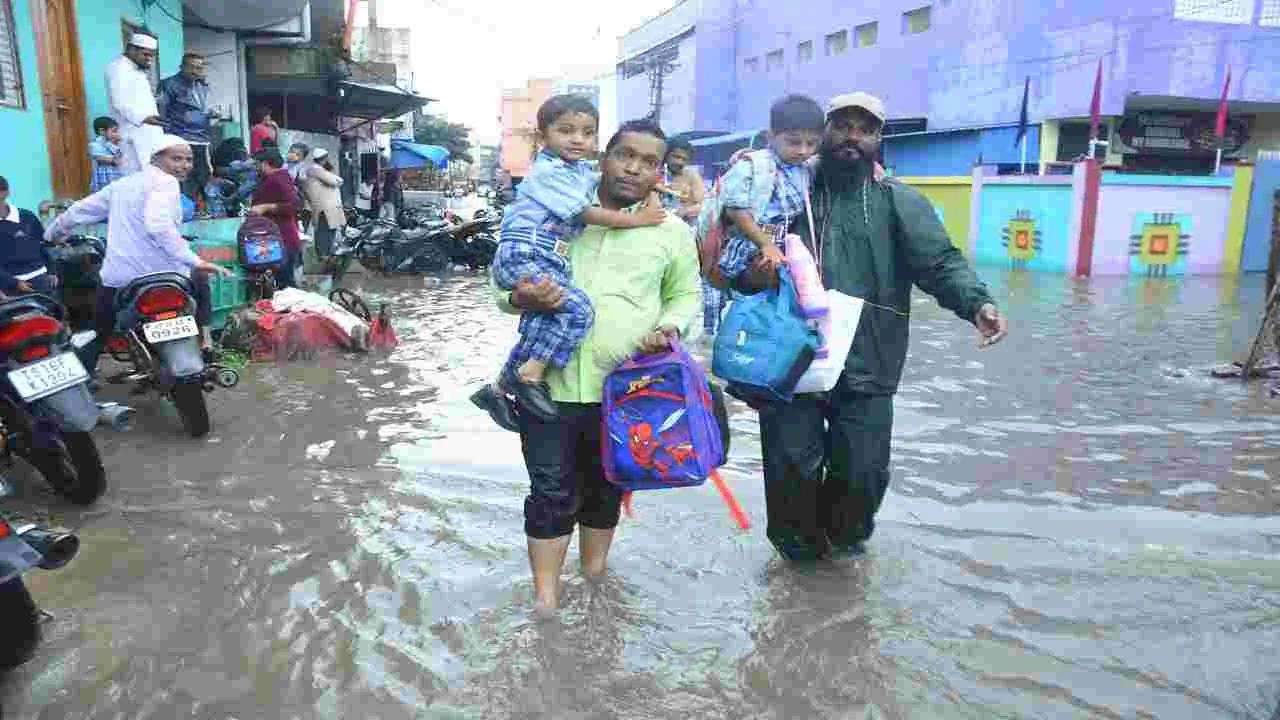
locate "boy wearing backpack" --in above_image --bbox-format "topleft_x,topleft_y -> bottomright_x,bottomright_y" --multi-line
712,95 -> 825,288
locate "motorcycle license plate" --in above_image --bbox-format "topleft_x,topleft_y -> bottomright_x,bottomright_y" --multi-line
143,316 -> 199,344
7,352 -> 90,402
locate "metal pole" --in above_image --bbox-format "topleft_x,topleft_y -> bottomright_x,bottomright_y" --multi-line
1214,147 -> 1223,175
1020,134 -> 1027,174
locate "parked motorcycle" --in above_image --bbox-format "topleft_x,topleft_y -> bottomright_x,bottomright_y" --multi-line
0,478 -> 80,669
100,272 -> 239,437
0,294 -> 106,504
45,234 -> 105,333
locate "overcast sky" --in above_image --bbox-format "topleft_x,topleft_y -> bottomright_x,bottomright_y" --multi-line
355,0 -> 677,144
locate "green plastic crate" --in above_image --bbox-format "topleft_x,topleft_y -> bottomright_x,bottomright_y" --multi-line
183,218 -> 250,331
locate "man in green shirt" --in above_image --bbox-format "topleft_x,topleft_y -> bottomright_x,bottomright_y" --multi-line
737,93 -> 1008,562
490,120 -> 701,611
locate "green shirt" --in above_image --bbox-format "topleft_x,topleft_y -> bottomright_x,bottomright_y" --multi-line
495,212 -> 702,404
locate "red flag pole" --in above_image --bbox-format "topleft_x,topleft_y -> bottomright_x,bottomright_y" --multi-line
1076,58 -> 1104,277
1214,66 -> 1232,175
1087,59 -> 1103,159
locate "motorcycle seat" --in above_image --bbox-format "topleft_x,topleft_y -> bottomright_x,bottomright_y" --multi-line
114,272 -> 194,313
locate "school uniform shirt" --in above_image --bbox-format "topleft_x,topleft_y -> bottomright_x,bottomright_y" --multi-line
42,166 -> 202,288
0,205 -> 51,292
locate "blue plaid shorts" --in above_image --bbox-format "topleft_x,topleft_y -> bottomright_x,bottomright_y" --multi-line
494,239 -> 594,373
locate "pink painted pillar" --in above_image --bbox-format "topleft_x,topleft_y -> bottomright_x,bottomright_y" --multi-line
1075,159 -> 1102,277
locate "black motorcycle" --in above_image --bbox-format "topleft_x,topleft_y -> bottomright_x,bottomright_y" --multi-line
0,294 -> 105,505
0,477 -> 80,669
101,272 -> 239,438
45,234 -> 105,333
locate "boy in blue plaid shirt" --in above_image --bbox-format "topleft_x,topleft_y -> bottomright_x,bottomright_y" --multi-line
473,94 -> 665,428
89,117 -> 125,193
717,95 -> 826,284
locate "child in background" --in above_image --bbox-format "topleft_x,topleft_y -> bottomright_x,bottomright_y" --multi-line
89,117 -> 124,193
716,95 -> 826,285
471,94 -> 665,430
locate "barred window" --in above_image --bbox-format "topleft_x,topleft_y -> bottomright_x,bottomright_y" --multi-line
797,41 -> 813,63
0,0 -> 25,109
856,21 -> 879,47
766,49 -> 783,71
825,30 -> 848,57
904,6 -> 932,34
1261,0 -> 1280,25
1174,0 -> 1252,24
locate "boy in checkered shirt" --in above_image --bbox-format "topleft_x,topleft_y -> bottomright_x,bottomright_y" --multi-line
89,117 -> 125,193
472,94 -> 665,429
716,95 -> 826,285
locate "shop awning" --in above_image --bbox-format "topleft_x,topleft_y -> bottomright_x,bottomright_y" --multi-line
339,81 -> 432,121
389,140 -> 449,170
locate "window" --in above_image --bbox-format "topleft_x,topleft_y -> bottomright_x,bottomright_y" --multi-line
797,40 -> 813,63
1264,0 -> 1280,25
121,21 -> 160,91
744,57 -> 759,73
1174,0 -> 1253,24
825,30 -> 848,57
766,49 -> 784,71
855,22 -> 878,47
903,6 -> 932,34
0,0 -> 24,109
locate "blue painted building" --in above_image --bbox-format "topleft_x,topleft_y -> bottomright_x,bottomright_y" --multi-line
622,0 -> 1280,176
0,0 -> 183,207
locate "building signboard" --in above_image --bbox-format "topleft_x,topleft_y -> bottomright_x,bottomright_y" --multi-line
1115,111 -> 1250,157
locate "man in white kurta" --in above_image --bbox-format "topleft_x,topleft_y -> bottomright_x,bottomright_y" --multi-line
105,34 -> 164,174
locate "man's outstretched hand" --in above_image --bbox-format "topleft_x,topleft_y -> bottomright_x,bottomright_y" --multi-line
975,303 -> 1007,348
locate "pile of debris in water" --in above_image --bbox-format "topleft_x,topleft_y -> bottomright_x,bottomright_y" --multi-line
219,288 -> 397,362
1210,355 -> 1280,397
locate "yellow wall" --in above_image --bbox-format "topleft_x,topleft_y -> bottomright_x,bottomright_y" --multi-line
1223,163 -> 1254,274
897,177 -> 974,255
1039,120 -> 1059,170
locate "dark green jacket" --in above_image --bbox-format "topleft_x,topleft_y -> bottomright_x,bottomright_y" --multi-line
785,171 -> 994,395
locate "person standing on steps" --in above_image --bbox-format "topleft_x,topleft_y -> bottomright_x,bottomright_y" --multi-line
105,33 -> 165,175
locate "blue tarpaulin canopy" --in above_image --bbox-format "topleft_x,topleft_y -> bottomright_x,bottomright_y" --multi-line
389,140 -> 450,170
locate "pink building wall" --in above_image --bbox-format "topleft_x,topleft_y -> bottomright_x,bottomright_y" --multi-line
499,79 -> 554,179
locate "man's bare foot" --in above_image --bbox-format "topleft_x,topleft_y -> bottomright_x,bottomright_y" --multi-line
533,593 -> 560,617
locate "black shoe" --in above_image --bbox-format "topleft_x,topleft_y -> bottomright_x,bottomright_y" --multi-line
470,384 -> 521,433
502,369 -> 559,422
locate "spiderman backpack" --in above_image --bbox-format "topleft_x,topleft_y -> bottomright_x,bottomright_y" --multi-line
602,339 -> 726,492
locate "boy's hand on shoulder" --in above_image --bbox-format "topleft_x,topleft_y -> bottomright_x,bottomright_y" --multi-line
633,196 -> 666,227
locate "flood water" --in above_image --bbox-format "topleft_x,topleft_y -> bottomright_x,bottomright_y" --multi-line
2,261 -> 1279,719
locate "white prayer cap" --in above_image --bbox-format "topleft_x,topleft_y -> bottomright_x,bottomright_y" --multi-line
311,148 -> 329,161
149,134 -> 190,158
128,33 -> 159,50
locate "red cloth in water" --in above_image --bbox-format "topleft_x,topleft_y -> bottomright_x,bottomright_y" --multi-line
252,310 -> 354,362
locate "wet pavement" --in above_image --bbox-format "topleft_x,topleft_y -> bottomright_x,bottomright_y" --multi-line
2,258 -> 1280,719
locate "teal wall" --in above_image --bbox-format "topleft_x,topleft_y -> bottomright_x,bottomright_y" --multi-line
974,183 -> 1075,274
77,0 -> 185,125
0,0 -> 183,206
0,0 -> 52,208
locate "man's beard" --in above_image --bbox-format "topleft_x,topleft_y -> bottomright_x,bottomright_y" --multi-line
820,141 -> 875,178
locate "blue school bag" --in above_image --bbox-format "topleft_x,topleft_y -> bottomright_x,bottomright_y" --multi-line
712,267 -> 819,404
602,339 -> 726,492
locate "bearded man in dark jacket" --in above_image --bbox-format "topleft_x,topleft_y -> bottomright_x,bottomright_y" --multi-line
735,92 -> 1009,562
